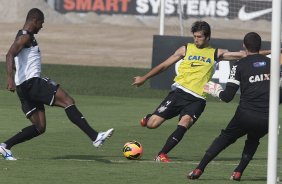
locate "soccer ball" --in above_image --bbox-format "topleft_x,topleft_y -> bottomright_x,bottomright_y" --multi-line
123,141 -> 143,160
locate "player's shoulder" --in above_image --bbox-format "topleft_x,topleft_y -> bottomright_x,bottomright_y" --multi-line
15,30 -> 31,42
15,30 -> 37,47
235,54 -> 270,69
16,29 -> 30,36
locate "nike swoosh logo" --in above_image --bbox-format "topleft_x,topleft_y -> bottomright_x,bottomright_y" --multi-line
238,6 -> 272,21
191,63 -> 202,67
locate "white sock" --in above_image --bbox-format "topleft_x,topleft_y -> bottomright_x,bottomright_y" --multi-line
0,143 -> 7,148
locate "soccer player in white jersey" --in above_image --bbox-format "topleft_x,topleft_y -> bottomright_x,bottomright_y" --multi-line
132,21 -> 271,163
0,8 -> 114,160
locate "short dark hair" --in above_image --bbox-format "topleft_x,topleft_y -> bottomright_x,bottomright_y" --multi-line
26,8 -> 44,22
191,21 -> 211,40
243,32 -> 261,52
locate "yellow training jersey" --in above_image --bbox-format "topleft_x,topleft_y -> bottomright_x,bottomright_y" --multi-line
174,43 -> 217,98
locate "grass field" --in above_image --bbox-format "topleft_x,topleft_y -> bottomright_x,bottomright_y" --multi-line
0,63 -> 281,184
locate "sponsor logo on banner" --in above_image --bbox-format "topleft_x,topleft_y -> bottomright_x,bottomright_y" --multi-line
54,0 -> 272,21
60,0 -> 133,13
238,5 -> 272,21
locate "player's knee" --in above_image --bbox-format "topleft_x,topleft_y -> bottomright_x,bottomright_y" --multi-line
146,122 -> 159,129
179,115 -> 194,128
178,121 -> 193,129
65,96 -> 75,106
34,124 -> 46,134
146,118 -> 161,129
145,115 -> 165,129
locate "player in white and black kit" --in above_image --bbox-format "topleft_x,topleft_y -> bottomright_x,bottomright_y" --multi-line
188,32 -> 280,181
0,8 -> 114,160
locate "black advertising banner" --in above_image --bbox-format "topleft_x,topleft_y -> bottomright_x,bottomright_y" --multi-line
54,0 -> 272,21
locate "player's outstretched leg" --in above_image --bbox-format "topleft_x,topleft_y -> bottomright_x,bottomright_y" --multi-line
93,128 -> 114,148
0,143 -> 17,161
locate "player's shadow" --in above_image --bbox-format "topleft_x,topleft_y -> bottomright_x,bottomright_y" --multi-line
52,155 -> 124,164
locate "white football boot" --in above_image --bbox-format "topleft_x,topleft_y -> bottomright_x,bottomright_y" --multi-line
0,144 -> 17,160
93,128 -> 114,148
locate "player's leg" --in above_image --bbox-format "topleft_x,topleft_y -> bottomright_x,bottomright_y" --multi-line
0,82 -> 45,160
231,135 -> 262,181
54,87 -> 98,140
156,115 -> 192,162
140,91 -> 177,128
156,91 -> 206,162
144,115 -> 166,129
0,110 -> 45,160
142,89 -> 188,129
231,114 -> 268,181
5,110 -> 46,147
54,86 -> 114,147
188,109 -> 246,179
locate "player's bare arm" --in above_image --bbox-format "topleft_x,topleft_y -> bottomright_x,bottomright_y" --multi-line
132,46 -> 186,87
6,34 -> 31,92
218,49 -> 272,62
217,49 -> 247,61
258,49 -> 272,55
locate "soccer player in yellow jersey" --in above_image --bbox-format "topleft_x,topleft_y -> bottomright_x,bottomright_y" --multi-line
132,21 -> 269,162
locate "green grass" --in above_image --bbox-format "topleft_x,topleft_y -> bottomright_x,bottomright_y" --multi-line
0,63 -> 280,184
0,62 -> 170,98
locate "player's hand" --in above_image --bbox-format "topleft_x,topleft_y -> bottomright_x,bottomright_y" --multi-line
204,81 -> 223,98
132,76 -> 146,87
7,78 -> 16,92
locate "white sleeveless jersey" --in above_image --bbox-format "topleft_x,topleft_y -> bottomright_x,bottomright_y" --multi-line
14,30 -> 41,85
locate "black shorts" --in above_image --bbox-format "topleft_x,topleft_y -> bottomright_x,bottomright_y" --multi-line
16,77 -> 59,118
153,88 -> 206,123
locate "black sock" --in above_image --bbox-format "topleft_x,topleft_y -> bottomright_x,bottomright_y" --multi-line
158,125 -> 187,155
65,105 -> 98,141
4,125 -> 41,149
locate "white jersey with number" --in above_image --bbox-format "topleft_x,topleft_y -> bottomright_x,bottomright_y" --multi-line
14,30 -> 41,86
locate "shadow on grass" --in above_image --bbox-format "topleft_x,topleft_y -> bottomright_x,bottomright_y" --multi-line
52,155 -> 142,164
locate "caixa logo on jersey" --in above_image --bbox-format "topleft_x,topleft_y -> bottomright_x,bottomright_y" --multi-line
249,74 -> 270,83
54,0 -> 272,21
